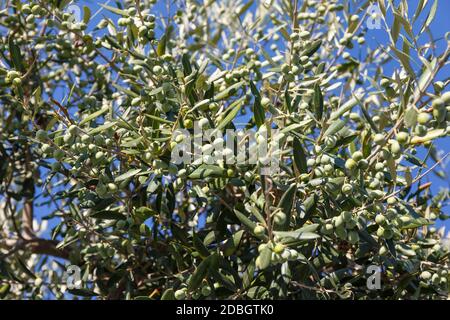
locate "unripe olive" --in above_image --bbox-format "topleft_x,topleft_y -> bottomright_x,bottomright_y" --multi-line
379,245 -> 388,255
53,149 -> 64,161
358,159 -> 369,170
258,243 -> 268,253
347,230 -> 359,244
116,220 -> 126,229
390,140 -> 401,155
333,215 -> 344,228
380,78 -> 390,87
432,98 -> 446,122
107,183 -> 118,192
376,226 -> 385,237
183,118 -> 193,129
68,125 -> 78,135
95,151 -> 105,160
420,271 -> 432,281
51,162 -> 62,172
417,112 -> 431,124
261,97 -> 271,108
201,286 -> 212,296
345,158 -> 357,170
441,91 -> 450,104
175,289 -> 187,300
273,243 -> 285,254
281,63 -> 290,74
341,211 -> 352,222
321,223 -> 334,235
274,212 -> 287,225
12,77 -> 22,86
373,133 -> 386,146
342,183 -> 353,195
253,225 -> 265,236
36,130 -> 48,141
396,131 -> 409,145
335,226 -> 347,239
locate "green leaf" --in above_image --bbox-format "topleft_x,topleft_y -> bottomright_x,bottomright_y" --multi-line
329,96 -> 360,121
213,81 -> 245,101
213,97 -> 244,131
250,81 -> 265,128
313,84 -> 323,120
302,39 -> 322,57
161,288 -> 175,300
276,183 -> 296,230
188,254 -> 217,291
79,106 -> 109,125
90,210 -> 126,220
273,223 -> 320,241
323,119 -> 346,137
293,138 -> 307,174
8,37 -> 24,72
83,6 -> 91,24
68,288 -> 98,297
391,43 -> 414,77
410,129 -> 445,144
115,168 -> 142,182
223,230 -> 244,256
193,232 -> 210,259
420,0 -> 438,34
257,247 -> 272,270
188,164 -> 225,179
99,4 -> 128,16
234,209 -> 261,237
404,106 -> 418,127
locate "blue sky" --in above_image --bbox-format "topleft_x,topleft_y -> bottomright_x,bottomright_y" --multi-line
34,0 -> 449,232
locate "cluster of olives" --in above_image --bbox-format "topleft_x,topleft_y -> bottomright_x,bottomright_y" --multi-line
4,70 -> 22,87
431,92 -> 450,128
81,242 -> 116,262
419,269 -> 448,288
20,3 -> 47,25
175,282 -> 212,300
374,214 -> 396,240
254,240 -> 300,269
320,211 -> 360,244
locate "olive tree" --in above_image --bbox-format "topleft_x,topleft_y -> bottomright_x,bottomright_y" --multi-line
0,0 -> 449,300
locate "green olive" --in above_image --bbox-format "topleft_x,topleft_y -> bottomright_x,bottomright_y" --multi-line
253,225 -> 265,236
345,158 -> 357,170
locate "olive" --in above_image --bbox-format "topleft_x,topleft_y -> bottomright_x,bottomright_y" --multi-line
420,271 -> 432,281
273,243 -> 285,254
342,184 -> 353,195
201,286 -> 212,296
373,133 -> 386,146
347,230 -> 359,244
396,131 -> 409,145
352,151 -> 364,161
417,112 -> 431,124
335,226 -> 347,239
175,289 -> 187,300
36,130 -> 48,141
253,225 -> 265,236
341,211 -> 352,222
321,223 -> 334,235
274,212 -> 287,225
345,158 -> 357,170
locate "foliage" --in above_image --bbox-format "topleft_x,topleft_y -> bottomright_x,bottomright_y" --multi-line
0,0 -> 449,300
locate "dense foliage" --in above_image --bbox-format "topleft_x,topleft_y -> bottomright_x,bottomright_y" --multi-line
0,0 -> 449,300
